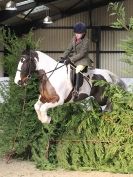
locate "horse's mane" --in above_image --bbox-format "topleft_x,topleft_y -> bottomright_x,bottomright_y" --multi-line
22,49 -> 39,59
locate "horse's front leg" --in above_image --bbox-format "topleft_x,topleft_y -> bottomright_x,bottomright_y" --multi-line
39,99 -> 64,124
34,96 -> 43,121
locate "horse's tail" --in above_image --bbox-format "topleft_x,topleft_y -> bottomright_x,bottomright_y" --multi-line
108,71 -> 127,91
117,78 -> 127,90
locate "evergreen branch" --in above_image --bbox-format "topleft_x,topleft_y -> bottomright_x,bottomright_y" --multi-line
50,139 -> 114,144
5,86 -> 28,163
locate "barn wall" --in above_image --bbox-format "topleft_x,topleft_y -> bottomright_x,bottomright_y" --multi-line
33,26 -> 95,61
92,0 -> 132,25
100,30 -> 133,77
92,0 -> 133,77
33,10 -> 94,54
93,0 -> 133,77
33,0 -> 133,78
0,0 -> 132,78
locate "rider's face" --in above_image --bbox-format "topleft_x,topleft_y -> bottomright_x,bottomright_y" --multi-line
75,33 -> 84,39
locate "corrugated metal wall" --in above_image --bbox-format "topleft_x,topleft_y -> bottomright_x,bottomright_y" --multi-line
32,0 -> 132,78
92,0 -> 133,26
33,10 -> 93,54
33,27 -> 95,61
97,0 -> 133,78
100,30 -> 133,77
92,0 -> 133,77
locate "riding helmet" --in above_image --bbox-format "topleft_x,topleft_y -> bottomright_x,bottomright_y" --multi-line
73,22 -> 87,33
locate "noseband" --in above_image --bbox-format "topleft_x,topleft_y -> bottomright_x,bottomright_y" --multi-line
17,68 -> 32,79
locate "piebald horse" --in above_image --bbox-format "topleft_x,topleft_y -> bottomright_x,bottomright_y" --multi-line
14,49 -> 126,123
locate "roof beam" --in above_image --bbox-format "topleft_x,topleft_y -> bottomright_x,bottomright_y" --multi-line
90,0 -> 124,9
0,0 -> 58,24
0,0 -> 124,28
35,0 -> 58,4
61,0 -> 124,17
0,1 -> 36,23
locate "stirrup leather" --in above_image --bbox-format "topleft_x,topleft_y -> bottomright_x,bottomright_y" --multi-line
72,90 -> 79,98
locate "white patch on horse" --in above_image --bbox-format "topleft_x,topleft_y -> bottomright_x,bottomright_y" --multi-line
36,51 -> 72,99
14,60 -> 23,85
32,51 -> 73,123
88,69 -> 113,82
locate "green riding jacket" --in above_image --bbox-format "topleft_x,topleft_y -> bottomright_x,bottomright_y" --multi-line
62,35 -> 91,66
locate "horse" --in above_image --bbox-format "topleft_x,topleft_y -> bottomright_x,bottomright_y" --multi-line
14,49 -> 126,123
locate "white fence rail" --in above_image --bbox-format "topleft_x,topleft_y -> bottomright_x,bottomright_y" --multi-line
0,77 -> 9,103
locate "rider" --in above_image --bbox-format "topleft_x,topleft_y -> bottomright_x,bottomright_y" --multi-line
60,22 -> 92,99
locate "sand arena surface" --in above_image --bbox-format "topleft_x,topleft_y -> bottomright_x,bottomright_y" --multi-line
0,159 -> 133,177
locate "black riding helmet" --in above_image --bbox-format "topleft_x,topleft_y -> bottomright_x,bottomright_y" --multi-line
73,22 -> 87,34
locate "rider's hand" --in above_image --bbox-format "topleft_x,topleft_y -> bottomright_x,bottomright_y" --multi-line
59,57 -> 65,63
64,58 -> 71,65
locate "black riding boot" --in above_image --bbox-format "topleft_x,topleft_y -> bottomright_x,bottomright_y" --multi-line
73,72 -> 83,99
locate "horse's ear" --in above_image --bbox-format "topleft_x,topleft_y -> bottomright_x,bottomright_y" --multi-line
26,44 -> 31,52
22,45 -> 30,55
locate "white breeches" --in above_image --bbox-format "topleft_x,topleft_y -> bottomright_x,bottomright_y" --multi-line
75,65 -> 85,73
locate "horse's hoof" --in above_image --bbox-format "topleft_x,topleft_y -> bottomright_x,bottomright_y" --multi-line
41,116 -> 51,124
49,119 -> 53,124
47,116 -> 51,124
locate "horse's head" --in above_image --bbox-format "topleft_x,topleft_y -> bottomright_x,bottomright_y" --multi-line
14,50 -> 38,86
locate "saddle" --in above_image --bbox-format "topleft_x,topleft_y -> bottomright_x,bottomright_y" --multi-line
70,65 -> 89,88
64,65 -> 93,102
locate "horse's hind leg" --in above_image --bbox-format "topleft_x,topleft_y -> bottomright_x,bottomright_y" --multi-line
104,100 -> 113,112
90,97 -> 102,112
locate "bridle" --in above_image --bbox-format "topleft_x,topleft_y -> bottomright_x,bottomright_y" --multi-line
16,53 -> 34,83
17,59 -> 65,82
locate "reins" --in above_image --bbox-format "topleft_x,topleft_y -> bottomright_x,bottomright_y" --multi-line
46,62 -> 92,88
27,52 -> 32,78
17,62 -> 65,80
17,55 -> 91,88
46,62 -> 65,79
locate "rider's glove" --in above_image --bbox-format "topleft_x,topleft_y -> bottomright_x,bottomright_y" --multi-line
59,57 -> 65,63
64,58 -> 71,65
